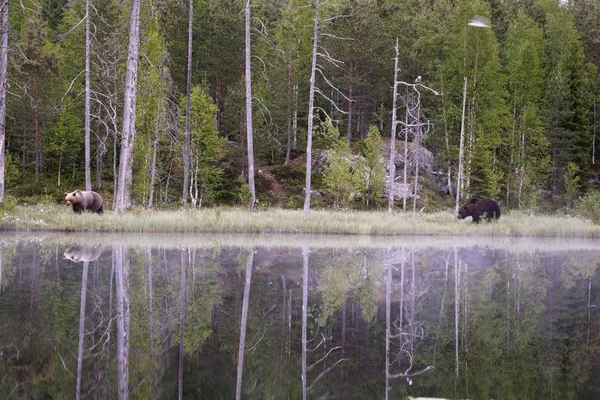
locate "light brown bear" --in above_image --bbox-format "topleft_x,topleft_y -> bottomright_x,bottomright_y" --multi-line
64,190 -> 104,214
63,246 -> 103,262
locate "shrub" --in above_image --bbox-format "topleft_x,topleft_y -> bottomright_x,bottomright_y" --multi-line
576,191 -> 600,224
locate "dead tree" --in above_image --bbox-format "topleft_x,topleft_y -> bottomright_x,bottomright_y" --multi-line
387,39 -> 400,214
303,1 -> 351,212
245,0 -> 256,210
115,0 -> 141,214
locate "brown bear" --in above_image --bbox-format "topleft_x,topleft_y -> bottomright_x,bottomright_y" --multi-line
64,190 -> 104,214
457,197 -> 500,223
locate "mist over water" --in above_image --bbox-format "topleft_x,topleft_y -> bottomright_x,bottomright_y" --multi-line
0,233 -> 598,399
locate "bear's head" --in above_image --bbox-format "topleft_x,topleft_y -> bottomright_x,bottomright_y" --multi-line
457,198 -> 478,219
65,190 -> 82,205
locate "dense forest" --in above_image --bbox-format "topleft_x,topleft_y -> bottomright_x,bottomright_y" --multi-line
1,0 -> 600,212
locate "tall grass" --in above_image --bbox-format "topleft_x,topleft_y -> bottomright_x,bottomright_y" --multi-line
3,205 -> 600,237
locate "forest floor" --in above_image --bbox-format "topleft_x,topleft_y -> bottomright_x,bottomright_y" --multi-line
1,205 -> 599,238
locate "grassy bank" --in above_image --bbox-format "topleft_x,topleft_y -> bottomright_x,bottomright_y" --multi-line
2,205 -> 600,237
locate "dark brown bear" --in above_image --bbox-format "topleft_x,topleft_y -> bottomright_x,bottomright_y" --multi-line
64,190 -> 104,214
457,197 -> 500,223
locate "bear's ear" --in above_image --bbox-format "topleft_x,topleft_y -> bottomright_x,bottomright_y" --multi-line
468,198 -> 478,203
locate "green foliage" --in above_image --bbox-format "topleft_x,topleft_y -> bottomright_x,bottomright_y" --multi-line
321,139 -> 355,209
355,126 -> 386,207
313,118 -> 341,152
181,86 -> 227,206
576,190 -> 600,224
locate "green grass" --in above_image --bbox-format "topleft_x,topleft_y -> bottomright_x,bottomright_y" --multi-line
2,205 -> 600,238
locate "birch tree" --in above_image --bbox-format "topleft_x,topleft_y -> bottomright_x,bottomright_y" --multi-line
387,39 -> 399,214
115,0 -> 141,214
183,0 -> 193,211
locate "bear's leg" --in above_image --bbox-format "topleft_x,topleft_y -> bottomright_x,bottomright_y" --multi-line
96,205 -> 103,215
472,215 -> 480,223
73,204 -> 83,214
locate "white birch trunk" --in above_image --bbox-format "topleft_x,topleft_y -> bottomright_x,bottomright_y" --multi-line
402,88 -> 409,211
303,1 -> 320,212
245,0 -> 256,208
0,0 -> 7,203
183,0 -> 193,211
115,0 -> 141,214
455,77 -> 467,214
84,0 -> 91,191
387,39 -> 399,214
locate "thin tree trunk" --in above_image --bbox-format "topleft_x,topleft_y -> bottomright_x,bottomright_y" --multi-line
235,249 -> 253,400
455,77 -> 467,214
149,76 -> 163,209
0,0 -> 8,202
115,0 -> 142,214
593,96 -> 596,165
293,82 -> 298,150
245,0 -> 256,209
57,152 -> 62,188
96,106 -> 105,190
303,1 -> 321,212
84,0 -> 92,191
346,62 -> 354,144
34,83 -> 40,183
285,64 -> 292,165
387,39 -> 400,214
183,0 -> 193,211
402,88 -> 409,211
147,248 -> 156,394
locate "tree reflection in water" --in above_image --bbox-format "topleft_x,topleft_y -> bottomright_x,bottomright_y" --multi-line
0,235 -> 598,399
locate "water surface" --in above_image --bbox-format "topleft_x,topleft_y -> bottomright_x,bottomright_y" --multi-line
0,233 -> 598,399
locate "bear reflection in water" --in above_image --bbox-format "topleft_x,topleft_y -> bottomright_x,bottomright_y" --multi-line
63,246 -> 103,262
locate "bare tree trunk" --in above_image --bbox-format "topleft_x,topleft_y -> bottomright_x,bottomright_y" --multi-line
285,64 -> 292,165
455,77 -> 467,214
84,0 -> 92,191
96,107 -> 106,190
0,0 -> 8,202
402,88 -> 409,211
387,39 -> 400,214
346,61 -> 354,144
412,102 -> 420,216
235,249 -> 253,400
34,82 -> 40,183
593,96 -> 596,165
183,0 -> 193,211
76,261 -> 89,400
292,82 -> 298,150
303,1 -> 321,212
115,0 -> 141,214
178,249 -> 186,400
245,0 -> 256,209
148,76 -> 163,209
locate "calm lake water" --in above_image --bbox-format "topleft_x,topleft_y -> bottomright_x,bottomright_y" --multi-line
0,233 -> 599,399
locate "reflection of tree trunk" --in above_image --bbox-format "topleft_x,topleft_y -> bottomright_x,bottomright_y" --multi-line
147,248 -> 156,395
398,250 -> 405,364
454,248 -> 459,379
76,261 -> 89,400
115,245 -> 130,399
588,279 -> 592,349
302,247 -> 309,400
385,259 -> 392,400
236,249 -> 254,400
434,254 -> 450,361
179,249 -> 187,400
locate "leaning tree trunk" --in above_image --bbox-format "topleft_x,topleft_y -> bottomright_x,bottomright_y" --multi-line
455,77 -> 467,214
387,39 -> 400,214
245,0 -> 256,209
84,0 -> 91,191
115,0 -> 141,214
0,0 -> 8,202
183,0 -> 193,211
303,1 -> 320,212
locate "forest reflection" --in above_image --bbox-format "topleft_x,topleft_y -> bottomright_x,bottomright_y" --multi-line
0,235 -> 599,399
